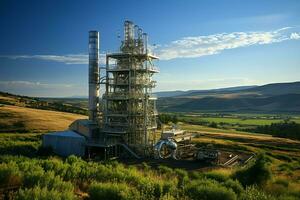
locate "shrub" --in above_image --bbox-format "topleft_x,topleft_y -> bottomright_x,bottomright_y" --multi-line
240,186 -> 275,200
64,155 -> 86,181
0,162 -> 22,187
222,179 -> 244,196
185,180 -> 237,200
24,170 -> 73,192
278,195 -> 299,200
162,180 -> 177,197
233,154 -> 272,187
40,158 -> 67,177
204,171 -> 229,182
174,168 -> 188,188
160,194 -> 177,200
88,182 -> 140,200
65,155 -> 82,165
135,177 -> 158,199
265,183 -> 287,197
16,186 -> 75,200
274,179 -> 289,187
22,166 -> 44,187
141,162 -> 151,171
209,122 -> 218,128
158,165 -> 173,175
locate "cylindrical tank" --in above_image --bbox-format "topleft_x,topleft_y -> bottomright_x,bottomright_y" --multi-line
124,20 -> 134,45
88,31 -> 100,122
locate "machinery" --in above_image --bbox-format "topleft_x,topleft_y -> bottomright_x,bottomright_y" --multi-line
195,148 -> 220,164
153,127 -> 221,163
45,20 -> 239,165
69,20 -> 159,159
154,138 -> 178,159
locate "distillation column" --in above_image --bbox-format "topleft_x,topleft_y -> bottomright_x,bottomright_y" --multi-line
88,31 -> 100,122
104,21 -> 159,157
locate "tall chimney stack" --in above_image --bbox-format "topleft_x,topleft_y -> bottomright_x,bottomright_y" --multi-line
88,31 -> 100,122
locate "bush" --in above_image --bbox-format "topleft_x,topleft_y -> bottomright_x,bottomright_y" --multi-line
209,122 -> 218,128
0,162 -> 22,187
274,178 -> 289,187
41,158 -> 68,178
158,114 -> 178,124
240,186 -> 275,200
204,171 -> 229,182
185,180 -> 237,200
23,169 -> 73,192
158,165 -> 173,175
233,154 -> 272,187
88,182 -> 140,200
222,179 -> 244,196
174,168 -> 188,188
16,186 -> 75,200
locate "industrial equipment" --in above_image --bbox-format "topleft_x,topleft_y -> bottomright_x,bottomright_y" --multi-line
61,20 -> 159,159
42,21 -> 252,166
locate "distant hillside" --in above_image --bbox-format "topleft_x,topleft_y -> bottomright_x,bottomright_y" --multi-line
155,85 -> 257,98
0,105 -> 87,132
0,91 -> 88,115
157,81 -> 300,113
243,81 -> 300,96
2,81 -> 300,114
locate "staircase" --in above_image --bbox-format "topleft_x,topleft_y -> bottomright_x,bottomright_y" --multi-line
118,143 -> 141,159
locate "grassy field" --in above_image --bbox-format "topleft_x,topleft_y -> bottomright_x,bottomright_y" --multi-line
1,130 -> 300,200
0,105 -> 87,132
0,104 -> 300,199
179,115 -> 300,126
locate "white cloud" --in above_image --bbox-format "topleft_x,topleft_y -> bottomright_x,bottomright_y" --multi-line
0,81 -> 86,97
155,27 -> 293,60
290,32 -> 300,40
0,81 -> 73,89
0,54 -> 106,65
155,77 -> 258,91
0,27 -> 299,63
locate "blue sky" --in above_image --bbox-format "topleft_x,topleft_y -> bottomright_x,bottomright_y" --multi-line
0,0 -> 300,97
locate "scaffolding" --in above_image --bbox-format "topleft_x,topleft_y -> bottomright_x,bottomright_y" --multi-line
100,21 -> 159,157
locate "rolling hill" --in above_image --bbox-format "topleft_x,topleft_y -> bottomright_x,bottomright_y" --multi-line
0,105 -> 87,132
1,81 -> 300,114
157,81 -> 300,113
155,85 -> 257,98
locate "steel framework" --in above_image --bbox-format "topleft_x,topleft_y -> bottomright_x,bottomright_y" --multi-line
98,21 -> 159,157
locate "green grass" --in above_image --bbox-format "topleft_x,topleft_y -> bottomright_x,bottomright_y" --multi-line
0,130 -> 300,199
1,109 -> 300,199
179,115 -> 300,126
0,133 -> 41,157
201,117 -> 283,125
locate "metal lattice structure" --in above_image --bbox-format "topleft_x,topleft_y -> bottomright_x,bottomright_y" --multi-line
99,21 -> 159,156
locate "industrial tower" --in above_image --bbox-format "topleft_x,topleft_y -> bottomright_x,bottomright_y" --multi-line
102,21 -> 159,156
84,21 -> 159,158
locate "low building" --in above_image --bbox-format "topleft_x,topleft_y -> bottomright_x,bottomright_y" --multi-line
43,130 -> 86,157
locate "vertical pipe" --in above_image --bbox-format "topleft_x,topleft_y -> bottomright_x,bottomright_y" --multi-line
88,31 -> 100,122
143,33 -> 148,54
138,28 -> 143,53
134,25 -> 139,40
